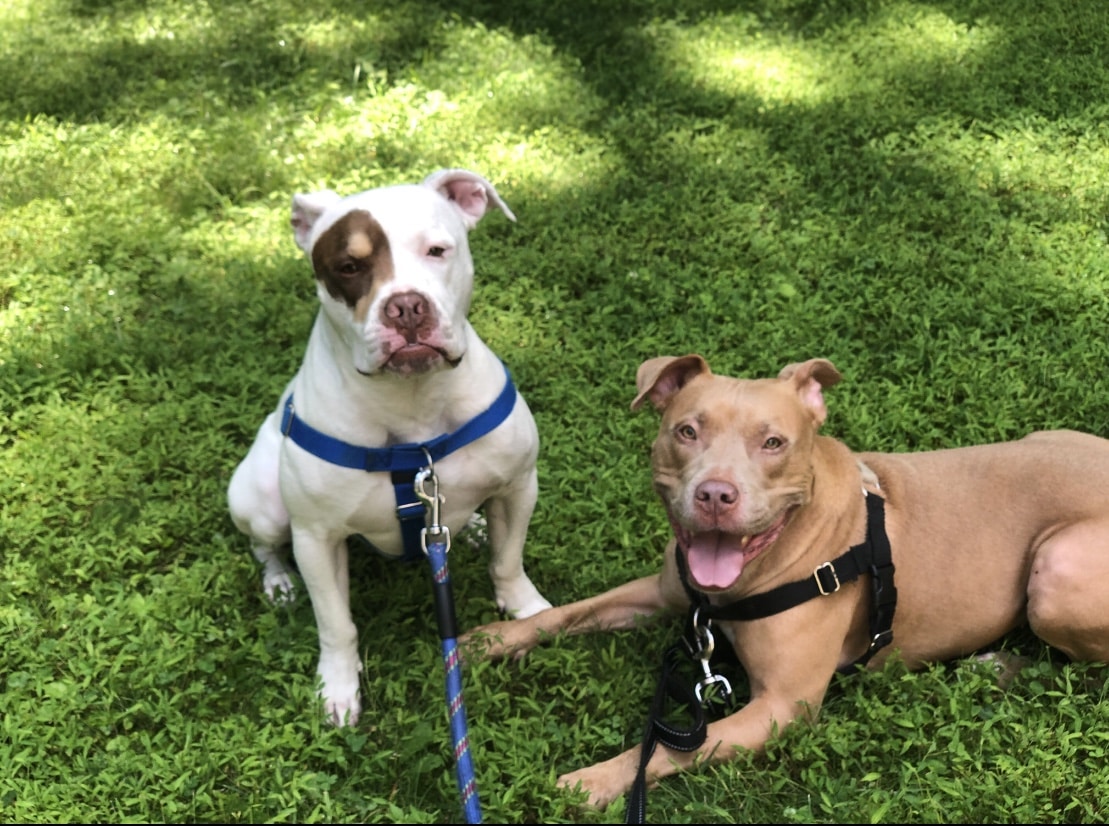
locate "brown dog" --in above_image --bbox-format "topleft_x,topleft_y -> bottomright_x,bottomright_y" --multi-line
462,355 -> 1109,808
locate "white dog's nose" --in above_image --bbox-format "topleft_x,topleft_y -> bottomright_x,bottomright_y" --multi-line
383,291 -> 432,342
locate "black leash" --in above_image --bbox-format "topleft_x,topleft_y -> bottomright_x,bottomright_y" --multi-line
626,604 -> 737,824
626,492 -> 897,823
625,644 -> 711,824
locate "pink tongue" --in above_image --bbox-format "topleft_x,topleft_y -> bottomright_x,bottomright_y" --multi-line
685,532 -> 748,590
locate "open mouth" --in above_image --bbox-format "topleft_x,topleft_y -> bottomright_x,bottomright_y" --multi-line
674,507 -> 794,592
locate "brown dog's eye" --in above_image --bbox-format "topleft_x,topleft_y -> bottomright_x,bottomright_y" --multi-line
764,436 -> 784,450
677,424 -> 697,441
337,261 -> 361,277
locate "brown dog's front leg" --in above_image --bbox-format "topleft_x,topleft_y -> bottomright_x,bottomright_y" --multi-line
557,693 -> 812,809
460,574 -> 673,661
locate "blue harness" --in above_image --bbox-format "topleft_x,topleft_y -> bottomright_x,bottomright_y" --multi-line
279,361 -> 518,561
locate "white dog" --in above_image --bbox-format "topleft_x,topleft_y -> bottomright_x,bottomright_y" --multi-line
228,169 -> 551,725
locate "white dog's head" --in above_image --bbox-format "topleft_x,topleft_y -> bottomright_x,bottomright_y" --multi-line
290,169 -> 516,376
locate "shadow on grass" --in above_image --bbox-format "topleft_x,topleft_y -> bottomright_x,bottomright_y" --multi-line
5,0 -> 1109,570
17,1 -> 1107,123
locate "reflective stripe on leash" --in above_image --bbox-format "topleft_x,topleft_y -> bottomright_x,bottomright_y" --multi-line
416,464 -> 482,824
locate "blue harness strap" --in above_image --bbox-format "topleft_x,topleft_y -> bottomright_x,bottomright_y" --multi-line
279,362 -> 518,561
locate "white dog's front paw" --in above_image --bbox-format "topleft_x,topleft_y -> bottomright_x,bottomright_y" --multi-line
317,652 -> 363,726
323,693 -> 362,727
496,577 -> 552,619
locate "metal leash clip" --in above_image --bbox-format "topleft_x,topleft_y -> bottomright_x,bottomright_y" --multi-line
414,451 -> 451,554
686,607 -> 733,707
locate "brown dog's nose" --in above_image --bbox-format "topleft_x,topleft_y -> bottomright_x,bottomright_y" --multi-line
382,292 -> 431,340
694,480 -> 739,515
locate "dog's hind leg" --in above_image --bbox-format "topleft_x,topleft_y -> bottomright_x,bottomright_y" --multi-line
1026,517 -> 1109,662
228,411 -> 297,601
249,539 -> 296,603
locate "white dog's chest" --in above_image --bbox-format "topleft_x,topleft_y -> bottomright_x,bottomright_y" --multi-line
353,470 -> 491,556
279,441 -> 511,555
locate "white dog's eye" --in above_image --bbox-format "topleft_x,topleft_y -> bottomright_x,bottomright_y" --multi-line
427,245 -> 448,258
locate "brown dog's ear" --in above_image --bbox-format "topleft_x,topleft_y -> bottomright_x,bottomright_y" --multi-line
631,354 -> 710,411
777,358 -> 842,425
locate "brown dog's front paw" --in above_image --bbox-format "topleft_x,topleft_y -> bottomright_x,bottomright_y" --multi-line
557,764 -> 630,811
458,620 -> 534,662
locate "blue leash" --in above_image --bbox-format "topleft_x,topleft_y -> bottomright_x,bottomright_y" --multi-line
416,464 -> 482,824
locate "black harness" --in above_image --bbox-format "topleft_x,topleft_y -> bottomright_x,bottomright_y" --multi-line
625,492 -> 897,825
678,492 -> 897,670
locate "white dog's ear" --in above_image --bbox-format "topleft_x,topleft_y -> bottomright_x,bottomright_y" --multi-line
422,168 -> 517,229
778,358 -> 842,425
291,190 -> 343,253
631,354 -> 710,412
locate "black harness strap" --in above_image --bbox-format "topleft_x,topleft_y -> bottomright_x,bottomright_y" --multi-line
678,492 -> 897,671
854,493 -> 897,670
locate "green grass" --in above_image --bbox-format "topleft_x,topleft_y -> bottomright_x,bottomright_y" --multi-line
3,0 -> 1109,822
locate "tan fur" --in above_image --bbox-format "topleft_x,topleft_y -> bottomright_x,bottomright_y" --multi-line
345,229 -> 373,259
462,356 -> 1109,808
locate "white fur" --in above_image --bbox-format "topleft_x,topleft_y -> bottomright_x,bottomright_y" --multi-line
228,169 -> 550,726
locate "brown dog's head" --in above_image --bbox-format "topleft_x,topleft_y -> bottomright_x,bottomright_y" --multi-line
631,356 -> 841,592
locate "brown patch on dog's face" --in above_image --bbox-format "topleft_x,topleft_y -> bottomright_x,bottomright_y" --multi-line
310,210 -> 394,316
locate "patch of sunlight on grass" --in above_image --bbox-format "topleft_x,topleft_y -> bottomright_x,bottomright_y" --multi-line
178,204 -> 291,261
958,122 -> 1109,203
0,0 -> 36,25
297,22 -> 616,200
649,10 -> 1002,109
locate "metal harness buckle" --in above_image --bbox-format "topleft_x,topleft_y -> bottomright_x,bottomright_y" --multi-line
814,561 -> 840,596
414,450 -> 450,554
870,628 -> 894,651
395,500 -> 426,520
